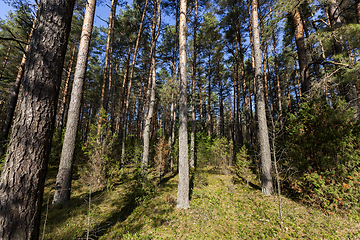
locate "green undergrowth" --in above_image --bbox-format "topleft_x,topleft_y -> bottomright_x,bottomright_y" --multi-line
41,165 -> 360,239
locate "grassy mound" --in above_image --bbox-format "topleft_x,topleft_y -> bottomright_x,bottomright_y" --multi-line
40,166 -> 360,239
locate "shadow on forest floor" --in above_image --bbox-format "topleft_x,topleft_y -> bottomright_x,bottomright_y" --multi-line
77,170 -> 178,239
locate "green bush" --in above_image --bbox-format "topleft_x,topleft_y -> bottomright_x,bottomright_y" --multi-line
285,98 -> 360,212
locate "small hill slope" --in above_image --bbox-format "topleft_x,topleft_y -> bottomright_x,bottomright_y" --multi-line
41,166 -> 360,239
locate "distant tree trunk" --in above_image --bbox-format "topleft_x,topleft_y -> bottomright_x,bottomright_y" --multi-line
0,45 -> 11,80
219,63 -> 224,137
292,8 -> 310,96
190,0 -> 197,169
121,0 -> 148,165
207,45 -> 212,136
142,0 -> 161,176
247,0 -> 256,148
251,0 -> 273,195
100,0 -> 117,112
271,10 -> 282,116
56,43 -> 77,133
169,0 -> 179,170
177,0 -> 189,209
0,0 -> 75,238
52,0 -> 96,206
0,13 -> 36,156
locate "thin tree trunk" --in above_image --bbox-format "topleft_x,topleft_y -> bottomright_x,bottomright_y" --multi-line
207,45 -> 212,136
0,45 -> 11,80
219,62 -> 224,137
121,0 -> 149,165
52,0 -> 96,205
0,0 -> 75,238
177,0 -> 189,209
190,0 -> 197,169
100,0 -> 117,112
169,0 -> 179,170
251,0 -> 273,195
142,0 -> 161,176
272,22 -> 282,116
56,43 -> 77,133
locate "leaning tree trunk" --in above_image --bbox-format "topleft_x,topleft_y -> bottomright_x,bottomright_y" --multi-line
251,0 -> 273,195
0,0 -> 75,238
142,0 -> 161,176
0,14 -> 37,156
52,0 -> 96,206
177,0 -> 189,209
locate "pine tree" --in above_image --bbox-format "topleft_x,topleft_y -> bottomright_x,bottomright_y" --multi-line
0,0 -> 75,238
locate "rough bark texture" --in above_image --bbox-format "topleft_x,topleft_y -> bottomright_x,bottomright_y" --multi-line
52,0 -> 96,206
190,0 -> 197,169
251,0 -> 273,195
177,0 -> 189,209
0,0 -> 75,238
292,8 -> 310,96
142,0 -> 161,176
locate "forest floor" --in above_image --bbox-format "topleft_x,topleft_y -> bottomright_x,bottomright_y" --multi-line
41,164 -> 360,239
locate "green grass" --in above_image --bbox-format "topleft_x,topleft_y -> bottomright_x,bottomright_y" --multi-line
40,165 -> 360,239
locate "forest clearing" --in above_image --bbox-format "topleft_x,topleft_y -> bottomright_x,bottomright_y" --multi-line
1,0 -> 360,239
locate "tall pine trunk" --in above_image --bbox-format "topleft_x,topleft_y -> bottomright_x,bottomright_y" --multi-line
251,0 -> 273,195
142,0 -> 161,176
0,0 -> 75,238
52,0 -> 96,205
177,0 -> 189,209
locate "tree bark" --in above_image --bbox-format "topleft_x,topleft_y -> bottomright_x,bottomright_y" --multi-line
251,0 -> 273,195
0,0 -> 75,238
52,0 -> 96,206
177,0 -> 189,209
